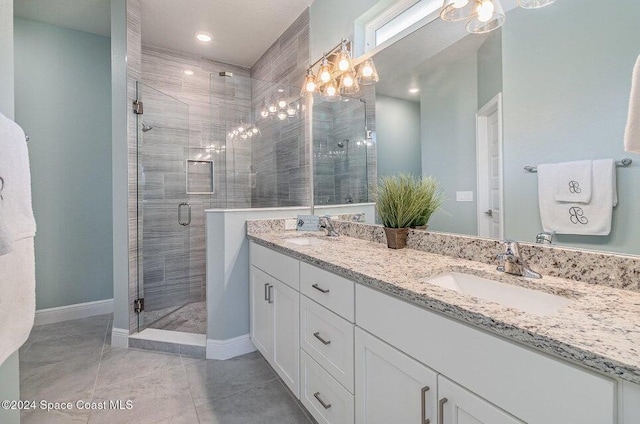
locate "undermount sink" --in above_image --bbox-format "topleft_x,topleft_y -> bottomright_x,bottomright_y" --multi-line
421,272 -> 573,316
285,237 -> 327,246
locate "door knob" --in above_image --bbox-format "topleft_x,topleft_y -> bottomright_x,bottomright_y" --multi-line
484,209 -> 493,217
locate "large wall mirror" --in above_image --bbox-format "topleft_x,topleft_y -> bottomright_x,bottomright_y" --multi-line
373,0 -> 640,255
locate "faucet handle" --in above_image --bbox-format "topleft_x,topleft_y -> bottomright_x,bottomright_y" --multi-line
503,240 -> 521,256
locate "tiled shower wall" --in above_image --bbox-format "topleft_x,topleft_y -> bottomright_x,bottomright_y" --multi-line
250,10 -> 311,207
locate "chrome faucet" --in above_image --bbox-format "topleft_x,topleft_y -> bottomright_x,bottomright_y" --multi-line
319,215 -> 339,237
496,240 -> 542,279
352,213 -> 365,222
536,231 -> 555,245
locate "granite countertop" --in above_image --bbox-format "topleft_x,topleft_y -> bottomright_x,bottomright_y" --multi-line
247,229 -> 640,385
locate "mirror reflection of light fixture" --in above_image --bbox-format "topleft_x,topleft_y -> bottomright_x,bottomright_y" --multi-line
301,68 -> 317,96
441,0 -> 554,33
466,0 -> 505,34
518,0 -> 555,8
440,0 -> 475,21
317,55 -> 332,84
324,80 -> 338,97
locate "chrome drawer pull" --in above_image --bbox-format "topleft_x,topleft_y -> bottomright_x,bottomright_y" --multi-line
267,285 -> 273,304
264,283 -> 269,301
312,283 -> 330,294
313,332 -> 331,345
421,386 -> 430,424
313,392 -> 332,409
438,398 -> 448,424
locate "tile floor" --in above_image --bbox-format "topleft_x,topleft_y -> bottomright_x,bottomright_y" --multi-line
148,301 -> 207,334
19,314 -> 316,424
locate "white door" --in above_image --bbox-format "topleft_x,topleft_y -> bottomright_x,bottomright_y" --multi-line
438,376 -> 524,424
355,328 -> 438,424
250,267 -> 272,360
272,278 -> 300,398
476,94 -> 504,239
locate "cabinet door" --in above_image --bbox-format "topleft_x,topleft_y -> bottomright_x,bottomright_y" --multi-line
250,266 -> 272,360
438,376 -> 524,424
272,278 -> 300,398
355,328 -> 438,424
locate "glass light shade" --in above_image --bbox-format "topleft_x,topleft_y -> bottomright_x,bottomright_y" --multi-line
356,59 -> 379,85
301,68 -> 317,96
278,99 -> 287,108
340,74 -> 360,95
440,0 -> 475,22
324,80 -> 338,97
317,56 -> 332,84
518,0 -> 555,8
286,105 -> 297,116
466,0 -> 506,34
268,102 -> 278,114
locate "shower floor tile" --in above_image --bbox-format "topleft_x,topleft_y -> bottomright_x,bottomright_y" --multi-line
19,314 -> 317,424
147,300 -> 207,334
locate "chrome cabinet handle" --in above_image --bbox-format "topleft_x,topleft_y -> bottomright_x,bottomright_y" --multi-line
313,332 -> 331,345
267,285 -> 273,304
421,386 -> 430,424
313,392 -> 332,409
312,283 -> 330,294
438,398 -> 448,424
264,283 -> 269,302
178,202 -> 191,226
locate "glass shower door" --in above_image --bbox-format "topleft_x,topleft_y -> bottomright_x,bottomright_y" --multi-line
135,81 -> 191,331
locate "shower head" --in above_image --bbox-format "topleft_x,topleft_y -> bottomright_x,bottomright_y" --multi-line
141,122 -> 153,132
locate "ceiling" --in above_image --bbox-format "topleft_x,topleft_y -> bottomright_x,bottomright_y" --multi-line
14,0 -> 314,67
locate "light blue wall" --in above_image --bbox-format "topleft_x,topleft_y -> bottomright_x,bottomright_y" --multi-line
375,95 -> 421,178
502,0 -> 640,254
14,18 -> 113,309
477,31 -> 502,108
0,1 -> 20,422
421,56 -> 478,235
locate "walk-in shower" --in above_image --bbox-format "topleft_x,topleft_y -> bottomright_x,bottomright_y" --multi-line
131,72 -> 374,340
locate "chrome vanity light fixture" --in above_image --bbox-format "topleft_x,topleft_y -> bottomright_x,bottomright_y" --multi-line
300,38 -> 379,98
440,0 -> 554,34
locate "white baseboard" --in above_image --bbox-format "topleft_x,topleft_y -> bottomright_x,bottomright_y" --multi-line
206,334 -> 256,360
34,299 -> 114,326
111,327 -> 130,348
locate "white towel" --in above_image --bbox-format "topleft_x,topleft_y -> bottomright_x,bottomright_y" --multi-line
0,112 -> 36,241
538,159 -> 616,236
0,237 -> 36,366
0,208 -> 13,256
624,55 -> 640,153
0,113 -> 37,366
553,160 -> 592,204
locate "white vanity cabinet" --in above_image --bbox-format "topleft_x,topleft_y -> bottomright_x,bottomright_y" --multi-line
248,241 -> 638,424
249,244 -> 300,397
355,328 -> 438,424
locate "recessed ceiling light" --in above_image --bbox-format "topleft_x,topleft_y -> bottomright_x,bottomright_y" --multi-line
184,70 -> 194,76
195,32 -> 212,43
409,88 -> 420,94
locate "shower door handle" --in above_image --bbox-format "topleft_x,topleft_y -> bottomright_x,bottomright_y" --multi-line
178,202 -> 191,226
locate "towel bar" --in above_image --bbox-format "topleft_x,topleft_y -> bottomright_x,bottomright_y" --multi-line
524,158 -> 632,173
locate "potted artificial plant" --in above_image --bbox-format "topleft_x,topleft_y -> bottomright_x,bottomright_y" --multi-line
376,174 -> 445,249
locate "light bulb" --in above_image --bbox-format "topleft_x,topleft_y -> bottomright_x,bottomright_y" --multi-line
247,131 -> 253,138
238,125 -> 245,133
320,69 -> 331,83
252,128 -> 259,134
342,74 -> 354,88
277,111 -> 287,120
477,0 -> 495,20
305,80 -> 316,92
268,104 -> 277,113
362,62 -> 374,77
260,109 -> 269,118
278,99 -> 287,108
454,0 -> 469,7
240,133 -> 248,139
338,58 -> 350,72
287,106 -> 296,116
326,84 -> 337,97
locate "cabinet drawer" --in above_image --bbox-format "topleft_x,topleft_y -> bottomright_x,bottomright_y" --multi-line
300,350 -> 354,424
300,295 -> 354,393
250,242 -> 299,290
356,284 -> 616,424
300,262 -> 354,322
